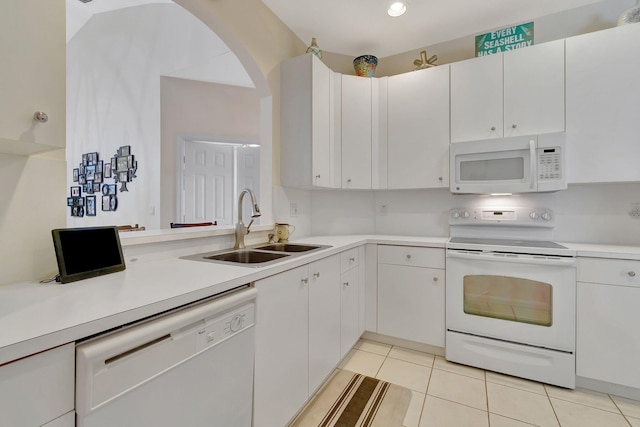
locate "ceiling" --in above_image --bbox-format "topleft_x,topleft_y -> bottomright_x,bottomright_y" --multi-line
261,0 -> 608,57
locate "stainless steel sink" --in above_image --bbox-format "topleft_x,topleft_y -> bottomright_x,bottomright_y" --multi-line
181,249 -> 290,266
253,243 -> 330,253
180,243 -> 332,267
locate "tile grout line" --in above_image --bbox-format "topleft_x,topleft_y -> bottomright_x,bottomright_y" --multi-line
544,383 -> 562,427
414,350 -> 436,427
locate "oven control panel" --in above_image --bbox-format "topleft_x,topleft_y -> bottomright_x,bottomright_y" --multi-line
449,206 -> 554,226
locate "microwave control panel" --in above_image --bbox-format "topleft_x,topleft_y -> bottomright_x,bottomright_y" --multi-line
538,147 -> 562,181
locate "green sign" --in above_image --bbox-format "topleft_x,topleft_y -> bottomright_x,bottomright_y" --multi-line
475,22 -> 534,56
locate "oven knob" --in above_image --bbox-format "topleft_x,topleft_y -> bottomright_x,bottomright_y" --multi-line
462,211 -> 470,219
451,211 -> 460,219
529,211 -> 539,220
541,212 -> 552,221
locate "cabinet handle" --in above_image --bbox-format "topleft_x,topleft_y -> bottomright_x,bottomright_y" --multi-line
313,272 -> 320,278
628,271 -> 636,277
490,126 -> 496,131
406,254 -> 412,259
349,257 -> 355,262
33,111 -> 48,123
433,277 -> 439,282
301,278 -> 309,284
438,176 -> 443,181
343,282 -> 349,287
315,174 -> 321,179
512,124 -> 518,129
347,178 -> 352,183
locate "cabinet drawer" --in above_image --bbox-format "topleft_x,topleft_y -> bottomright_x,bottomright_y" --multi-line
578,257 -> 640,287
377,245 -> 444,269
341,248 -> 359,273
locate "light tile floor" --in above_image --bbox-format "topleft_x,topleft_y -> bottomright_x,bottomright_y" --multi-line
338,339 -> 640,427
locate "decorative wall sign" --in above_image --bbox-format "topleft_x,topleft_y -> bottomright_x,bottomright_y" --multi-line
67,145 -> 138,217
475,22 -> 534,56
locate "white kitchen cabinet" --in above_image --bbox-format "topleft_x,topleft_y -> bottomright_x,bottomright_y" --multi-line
0,0 -> 65,155
254,265 -> 309,427
388,65 -> 450,188
451,40 -> 565,142
42,412 -> 75,427
281,53 -> 338,188
0,343 -> 74,427
308,255 -> 341,395
341,75 -> 372,189
576,257 -> 640,391
340,248 -> 361,358
566,24 -> 640,184
377,245 -> 445,347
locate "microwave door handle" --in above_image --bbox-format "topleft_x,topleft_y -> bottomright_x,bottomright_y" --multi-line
529,139 -> 536,190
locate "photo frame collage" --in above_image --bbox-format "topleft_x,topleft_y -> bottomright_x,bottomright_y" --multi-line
68,145 -> 137,217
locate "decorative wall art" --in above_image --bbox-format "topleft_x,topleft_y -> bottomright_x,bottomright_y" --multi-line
67,145 -> 139,218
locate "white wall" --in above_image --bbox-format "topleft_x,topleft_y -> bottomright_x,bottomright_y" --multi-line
66,3 -> 252,230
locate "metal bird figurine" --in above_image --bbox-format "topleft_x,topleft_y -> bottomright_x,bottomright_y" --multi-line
413,50 -> 438,70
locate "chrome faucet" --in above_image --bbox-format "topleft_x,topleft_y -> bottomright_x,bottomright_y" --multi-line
233,188 -> 261,249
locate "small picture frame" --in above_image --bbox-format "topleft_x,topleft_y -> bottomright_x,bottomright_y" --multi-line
94,172 -> 103,184
108,184 -> 117,195
86,196 -> 96,216
79,174 -> 86,185
86,164 -> 96,180
118,170 -> 129,182
127,154 -> 134,168
102,195 -> 111,211
87,152 -> 98,165
67,197 -> 74,207
92,182 -> 101,193
85,182 -> 94,194
82,154 -> 88,165
71,186 -> 81,197
116,156 -> 128,172
75,196 -> 85,207
97,160 -> 104,174
104,162 -> 112,178
119,146 -> 131,157
73,168 -> 79,182
111,157 -> 117,172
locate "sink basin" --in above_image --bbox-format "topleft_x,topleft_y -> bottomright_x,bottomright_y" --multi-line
204,250 -> 290,264
254,243 -> 329,253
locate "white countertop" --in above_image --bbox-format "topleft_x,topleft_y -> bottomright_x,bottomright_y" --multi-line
0,234 -> 636,365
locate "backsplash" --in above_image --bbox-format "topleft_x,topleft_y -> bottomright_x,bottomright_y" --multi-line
278,182 -> 640,245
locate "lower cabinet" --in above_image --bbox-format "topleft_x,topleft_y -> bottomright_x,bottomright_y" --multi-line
340,248 -> 361,358
0,343 -> 74,427
377,245 -> 445,347
254,254 -> 344,427
576,257 -> 640,391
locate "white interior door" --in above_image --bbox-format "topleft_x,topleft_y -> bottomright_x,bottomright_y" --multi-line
237,146 -> 261,203
182,140 -> 233,225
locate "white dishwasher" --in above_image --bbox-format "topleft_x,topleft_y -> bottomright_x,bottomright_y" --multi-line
76,286 -> 256,427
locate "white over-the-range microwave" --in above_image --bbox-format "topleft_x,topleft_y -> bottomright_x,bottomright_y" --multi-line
449,132 -> 566,194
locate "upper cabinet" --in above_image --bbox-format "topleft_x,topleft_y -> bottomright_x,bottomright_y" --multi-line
341,75 -> 372,189
0,0 -> 66,155
387,65 -> 450,189
451,39 -> 565,142
565,24 -> 640,184
281,54 -> 338,188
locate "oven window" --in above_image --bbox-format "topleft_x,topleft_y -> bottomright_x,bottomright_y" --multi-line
463,275 -> 552,326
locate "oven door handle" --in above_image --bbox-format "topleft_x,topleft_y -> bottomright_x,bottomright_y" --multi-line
446,251 -> 576,267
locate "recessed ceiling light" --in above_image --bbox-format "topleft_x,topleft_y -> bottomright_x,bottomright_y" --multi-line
387,2 -> 407,17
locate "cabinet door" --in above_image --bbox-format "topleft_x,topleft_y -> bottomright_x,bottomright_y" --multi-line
450,53 -> 503,142
341,267 -> 360,358
0,0 -> 65,155
378,264 -> 445,346
504,39 -> 565,137
566,24 -> 640,184
254,266 -> 309,427
0,343 -> 74,427
341,75 -> 372,189
281,54 -> 334,188
577,281 -> 640,389
308,255 -> 341,395
388,66 -> 450,188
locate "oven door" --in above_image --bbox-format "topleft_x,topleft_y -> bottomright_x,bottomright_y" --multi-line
446,250 -> 576,352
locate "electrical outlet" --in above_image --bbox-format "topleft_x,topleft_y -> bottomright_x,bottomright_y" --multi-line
290,202 -> 298,217
629,203 -> 640,218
